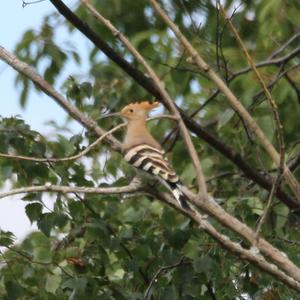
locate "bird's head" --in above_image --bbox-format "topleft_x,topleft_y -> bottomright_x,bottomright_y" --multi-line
120,101 -> 160,121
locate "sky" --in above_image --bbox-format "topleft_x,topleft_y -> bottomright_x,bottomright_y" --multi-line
0,0 -> 87,241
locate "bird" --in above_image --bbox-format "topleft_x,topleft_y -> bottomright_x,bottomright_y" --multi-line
114,101 -> 190,210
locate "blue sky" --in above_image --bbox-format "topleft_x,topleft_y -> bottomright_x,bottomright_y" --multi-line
0,0 -> 86,240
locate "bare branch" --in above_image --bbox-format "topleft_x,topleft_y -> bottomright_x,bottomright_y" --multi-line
268,32 -> 300,59
233,45 -> 300,78
0,178 -> 141,200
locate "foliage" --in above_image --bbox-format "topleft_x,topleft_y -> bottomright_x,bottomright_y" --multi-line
0,0 -> 300,299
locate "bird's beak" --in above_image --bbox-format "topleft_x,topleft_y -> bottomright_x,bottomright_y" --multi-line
96,112 -> 122,120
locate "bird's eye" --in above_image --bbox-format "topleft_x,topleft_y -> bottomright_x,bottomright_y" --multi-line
129,109 -> 134,113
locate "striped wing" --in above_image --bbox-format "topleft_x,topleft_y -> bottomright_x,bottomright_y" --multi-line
124,144 -> 190,210
124,144 -> 179,183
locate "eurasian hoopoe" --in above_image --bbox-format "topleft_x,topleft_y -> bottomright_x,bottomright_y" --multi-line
113,101 -> 190,210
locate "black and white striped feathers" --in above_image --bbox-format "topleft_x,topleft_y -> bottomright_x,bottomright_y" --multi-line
124,144 -> 190,209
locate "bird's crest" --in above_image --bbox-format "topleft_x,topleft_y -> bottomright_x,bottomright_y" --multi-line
123,101 -> 160,111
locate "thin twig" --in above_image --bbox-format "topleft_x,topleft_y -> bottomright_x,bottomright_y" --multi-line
250,63 -> 300,108
144,257 -> 189,300
255,172 -> 283,240
268,32 -> 300,59
234,45 -> 300,78
276,237 -> 300,246
22,0 -> 46,7
4,245 -> 73,278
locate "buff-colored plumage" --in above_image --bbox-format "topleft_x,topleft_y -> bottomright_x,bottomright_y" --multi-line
121,101 -> 161,150
120,101 -> 190,209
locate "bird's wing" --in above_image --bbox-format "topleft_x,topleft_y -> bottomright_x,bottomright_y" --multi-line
124,144 -> 179,183
124,144 -> 190,209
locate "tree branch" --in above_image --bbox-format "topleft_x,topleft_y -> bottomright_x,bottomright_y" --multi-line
232,45 -> 300,78
0,178 -> 141,200
182,187 -> 300,284
255,172 -> 283,240
268,32 -> 300,59
181,116 -> 300,216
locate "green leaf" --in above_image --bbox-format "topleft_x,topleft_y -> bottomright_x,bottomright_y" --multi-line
21,193 -> 42,202
33,244 -> 52,264
80,82 -> 92,98
37,213 -> 56,237
31,142 -> 46,157
19,79 -> 29,108
182,239 -> 199,260
25,203 -> 43,223
0,230 -> 16,247
193,256 -> 213,277
246,197 -> 263,216
160,286 -> 177,300
61,278 -> 87,296
274,203 -> 289,235
45,275 -> 62,294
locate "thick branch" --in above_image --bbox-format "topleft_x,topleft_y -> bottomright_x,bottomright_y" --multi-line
182,188 -> 300,283
49,0 -> 162,99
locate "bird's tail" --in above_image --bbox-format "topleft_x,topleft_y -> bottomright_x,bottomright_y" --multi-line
168,182 -> 190,210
